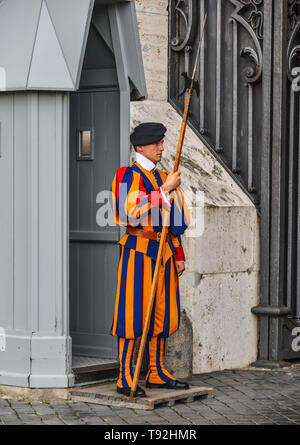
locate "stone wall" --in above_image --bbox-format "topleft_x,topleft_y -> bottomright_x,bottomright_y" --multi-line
132,0 -> 260,374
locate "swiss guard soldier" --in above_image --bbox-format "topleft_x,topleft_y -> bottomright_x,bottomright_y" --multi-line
110,122 -> 190,397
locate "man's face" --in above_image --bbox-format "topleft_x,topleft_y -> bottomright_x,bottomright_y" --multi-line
136,139 -> 164,164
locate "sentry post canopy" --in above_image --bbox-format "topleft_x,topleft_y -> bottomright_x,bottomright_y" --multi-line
0,0 -> 146,97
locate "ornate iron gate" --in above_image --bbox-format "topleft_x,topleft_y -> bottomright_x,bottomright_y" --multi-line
169,0 -> 300,363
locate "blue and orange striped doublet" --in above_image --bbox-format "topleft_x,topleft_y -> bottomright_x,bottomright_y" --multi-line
110,161 -> 190,340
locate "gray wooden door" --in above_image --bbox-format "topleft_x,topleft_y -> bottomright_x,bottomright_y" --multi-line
69,90 -> 120,358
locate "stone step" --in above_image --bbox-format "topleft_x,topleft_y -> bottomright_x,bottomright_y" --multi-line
73,361 -> 119,386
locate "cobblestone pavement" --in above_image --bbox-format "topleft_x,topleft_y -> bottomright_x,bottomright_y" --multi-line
1,365 -> 300,425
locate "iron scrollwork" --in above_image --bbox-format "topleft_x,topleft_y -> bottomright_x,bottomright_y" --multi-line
229,0 -> 264,84
287,0 -> 300,91
170,0 -> 198,52
288,0 -> 300,38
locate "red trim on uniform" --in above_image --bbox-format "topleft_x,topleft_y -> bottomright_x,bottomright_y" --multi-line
116,167 -> 129,204
175,246 -> 185,262
139,174 -> 147,194
149,188 -> 163,208
136,175 -> 147,205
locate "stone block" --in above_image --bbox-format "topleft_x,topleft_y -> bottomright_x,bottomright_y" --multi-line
193,206 -> 259,275
135,0 -> 168,16
164,310 -> 193,379
191,270 -> 259,373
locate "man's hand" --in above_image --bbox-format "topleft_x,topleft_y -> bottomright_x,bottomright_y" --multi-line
176,261 -> 185,277
161,171 -> 181,193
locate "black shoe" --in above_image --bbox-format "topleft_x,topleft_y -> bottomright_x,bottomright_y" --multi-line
116,385 -> 146,398
146,380 -> 189,390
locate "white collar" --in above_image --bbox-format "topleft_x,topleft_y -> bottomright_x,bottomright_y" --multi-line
135,152 -> 156,172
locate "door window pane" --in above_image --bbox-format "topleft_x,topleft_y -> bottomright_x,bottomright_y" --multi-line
78,129 -> 94,160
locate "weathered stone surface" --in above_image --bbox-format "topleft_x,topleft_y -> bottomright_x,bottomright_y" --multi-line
0,385 -> 70,402
130,101 -> 252,208
135,1 -> 168,101
186,269 -> 259,374
164,310 -> 193,379
192,206 -> 259,274
135,0 -> 168,16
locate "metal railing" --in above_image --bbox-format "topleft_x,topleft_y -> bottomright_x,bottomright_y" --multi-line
168,0 -> 300,363
169,0 -> 263,209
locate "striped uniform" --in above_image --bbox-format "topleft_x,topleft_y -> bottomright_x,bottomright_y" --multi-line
110,160 -> 189,387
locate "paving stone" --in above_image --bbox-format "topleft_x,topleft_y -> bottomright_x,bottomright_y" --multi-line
57,417 -> 86,425
102,415 -> 128,425
148,417 -> 173,425
2,418 -> 25,425
49,402 -> 69,408
55,409 -> 84,419
85,404 -> 114,414
133,409 -> 163,422
40,415 -> 65,425
154,406 -> 192,425
31,403 -> 54,415
111,407 -> 137,416
1,413 -> 22,421
0,408 -> 16,417
193,420 -> 214,425
17,415 -> 44,425
11,407 -> 36,415
2,365 -> 300,425
80,416 -> 107,425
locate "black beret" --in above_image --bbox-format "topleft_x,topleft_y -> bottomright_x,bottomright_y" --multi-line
130,122 -> 167,146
